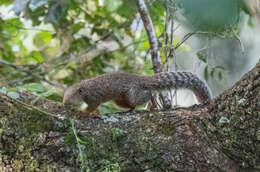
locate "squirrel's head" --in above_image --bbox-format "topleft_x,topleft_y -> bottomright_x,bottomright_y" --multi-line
63,83 -> 83,105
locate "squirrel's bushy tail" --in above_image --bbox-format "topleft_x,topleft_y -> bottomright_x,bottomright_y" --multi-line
143,72 -> 212,103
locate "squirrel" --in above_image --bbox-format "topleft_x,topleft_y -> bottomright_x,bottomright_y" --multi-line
63,72 -> 212,117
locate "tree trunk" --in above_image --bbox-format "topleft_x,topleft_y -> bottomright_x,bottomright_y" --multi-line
0,61 -> 259,172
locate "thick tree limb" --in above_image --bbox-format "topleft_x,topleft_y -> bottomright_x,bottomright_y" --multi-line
0,61 -> 259,171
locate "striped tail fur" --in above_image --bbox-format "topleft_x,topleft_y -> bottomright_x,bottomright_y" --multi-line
143,72 -> 212,103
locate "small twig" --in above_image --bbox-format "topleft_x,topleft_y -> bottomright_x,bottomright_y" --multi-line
175,32 -> 197,50
4,22 -> 54,33
0,59 -> 63,88
163,0 -> 170,69
175,31 -> 217,50
169,9 -> 177,106
15,26 -> 54,33
233,33 -> 245,53
173,24 -> 181,33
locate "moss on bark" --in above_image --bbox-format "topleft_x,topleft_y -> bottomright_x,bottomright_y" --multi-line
0,61 -> 259,171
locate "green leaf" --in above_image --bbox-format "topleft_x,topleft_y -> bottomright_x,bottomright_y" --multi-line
2,45 -> 16,62
116,0 -> 136,18
197,52 -> 207,63
7,87 -> 19,92
72,22 -> 85,34
2,18 -> 22,36
71,37 -> 91,52
46,2 -> 64,24
248,18 -> 254,28
149,0 -> 164,25
210,68 -> 215,78
104,0 -> 122,12
39,91 -> 53,97
204,66 -> 209,81
22,83 -> 45,93
92,28 -> 106,36
31,90 -> 53,105
218,71 -> 223,80
4,54 -> 16,61
7,91 -> 20,99
0,0 -> 14,5
210,65 -> 225,79
66,61 -> 77,69
26,6 -> 45,26
214,65 -> 225,70
33,31 -> 52,47
26,51 -> 44,63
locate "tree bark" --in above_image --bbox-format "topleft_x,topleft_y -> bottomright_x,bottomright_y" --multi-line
0,61 -> 259,171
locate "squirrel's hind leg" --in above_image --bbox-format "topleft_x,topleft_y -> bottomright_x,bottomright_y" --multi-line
114,98 -> 134,109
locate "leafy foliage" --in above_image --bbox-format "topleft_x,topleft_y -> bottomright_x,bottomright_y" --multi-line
177,0 -> 242,32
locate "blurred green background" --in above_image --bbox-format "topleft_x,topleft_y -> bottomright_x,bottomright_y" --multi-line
0,0 -> 259,113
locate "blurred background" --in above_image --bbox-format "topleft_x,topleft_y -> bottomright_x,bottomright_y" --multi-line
0,0 -> 259,113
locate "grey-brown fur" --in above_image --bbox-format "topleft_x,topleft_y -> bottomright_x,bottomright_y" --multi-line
63,72 -> 212,117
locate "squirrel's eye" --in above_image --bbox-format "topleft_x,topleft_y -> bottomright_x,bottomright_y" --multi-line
78,88 -> 83,94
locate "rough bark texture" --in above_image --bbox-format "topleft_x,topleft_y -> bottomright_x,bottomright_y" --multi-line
0,61 -> 259,171
207,62 -> 260,169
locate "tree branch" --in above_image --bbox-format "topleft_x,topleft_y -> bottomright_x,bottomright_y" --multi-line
135,0 -> 162,73
0,59 -> 63,88
0,60 -> 259,171
135,0 -> 172,108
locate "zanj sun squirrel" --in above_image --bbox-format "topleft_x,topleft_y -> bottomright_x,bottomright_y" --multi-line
63,72 -> 212,117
